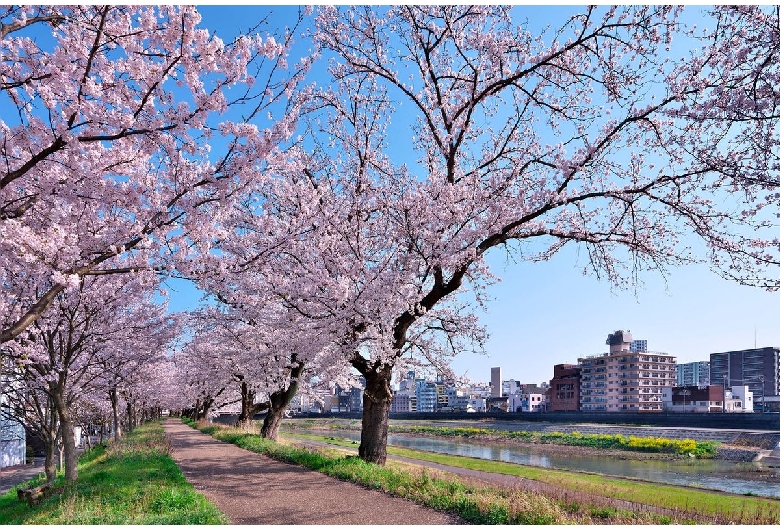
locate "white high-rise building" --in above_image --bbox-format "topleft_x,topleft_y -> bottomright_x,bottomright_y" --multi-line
502,379 -> 521,396
676,361 -> 710,387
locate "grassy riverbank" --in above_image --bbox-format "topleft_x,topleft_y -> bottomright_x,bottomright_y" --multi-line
188,419 -> 780,524
402,425 -> 718,457
0,421 -> 228,525
286,419 -> 719,457
290,431 -> 780,522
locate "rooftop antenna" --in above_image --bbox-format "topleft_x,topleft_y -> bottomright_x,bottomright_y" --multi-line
754,324 -> 757,349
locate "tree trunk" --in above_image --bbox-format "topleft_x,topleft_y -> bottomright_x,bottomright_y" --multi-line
357,366 -> 394,465
237,381 -> 269,431
58,442 -> 65,473
194,396 -> 213,421
260,400 -> 286,441
260,361 -> 304,441
237,381 -> 255,429
58,408 -> 78,481
189,399 -> 200,421
43,428 -> 58,482
83,424 -> 92,452
109,387 -> 122,442
125,400 -> 134,433
259,389 -> 294,441
49,383 -> 78,481
40,399 -> 60,482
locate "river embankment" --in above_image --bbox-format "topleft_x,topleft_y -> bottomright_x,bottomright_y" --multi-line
284,424 -> 780,498
417,431 -> 771,463
283,417 -> 780,464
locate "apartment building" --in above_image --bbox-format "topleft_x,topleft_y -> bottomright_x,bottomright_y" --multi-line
390,392 -> 414,413
578,330 -> 677,412
1,394 -> 26,467
416,380 -> 438,412
445,387 -> 470,411
502,379 -> 521,396
677,361 -> 710,387
710,347 -> 779,411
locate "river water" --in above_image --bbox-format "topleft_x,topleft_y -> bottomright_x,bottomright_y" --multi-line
294,429 -> 780,497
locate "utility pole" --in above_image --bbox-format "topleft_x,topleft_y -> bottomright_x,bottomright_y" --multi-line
681,388 -> 691,413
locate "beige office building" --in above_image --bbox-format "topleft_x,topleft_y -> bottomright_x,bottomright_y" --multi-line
578,330 -> 677,412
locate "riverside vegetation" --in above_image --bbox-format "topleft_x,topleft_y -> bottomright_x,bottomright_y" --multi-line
292,422 -> 720,458
0,421 -> 228,524
188,419 -> 780,524
402,426 -> 718,457
285,420 -> 720,458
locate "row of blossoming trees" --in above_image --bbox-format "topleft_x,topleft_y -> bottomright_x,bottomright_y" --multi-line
2,5 -> 780,481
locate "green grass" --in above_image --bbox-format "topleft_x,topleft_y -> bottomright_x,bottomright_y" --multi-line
191,420 -> 776,524
283,431 -> 780,524
0,421 -> 228,525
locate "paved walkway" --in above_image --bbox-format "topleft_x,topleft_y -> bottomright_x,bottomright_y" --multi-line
163,419 -> 460,525
0,458 -> 46,496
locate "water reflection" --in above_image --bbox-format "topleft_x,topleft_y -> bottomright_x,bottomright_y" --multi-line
301,429 -> 779,497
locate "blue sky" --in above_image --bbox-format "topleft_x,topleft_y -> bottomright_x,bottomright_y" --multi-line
162,5 -> 780,385
452,248 -> 780,385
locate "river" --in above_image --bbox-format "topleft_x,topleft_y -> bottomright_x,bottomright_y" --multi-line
291,428 -> 780,498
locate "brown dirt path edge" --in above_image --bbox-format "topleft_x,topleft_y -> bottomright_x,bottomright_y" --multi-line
162,419 -> 460,525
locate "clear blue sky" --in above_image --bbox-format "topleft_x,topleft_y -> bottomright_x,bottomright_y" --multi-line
164,5 -> 780,386
451,248 -> 780,385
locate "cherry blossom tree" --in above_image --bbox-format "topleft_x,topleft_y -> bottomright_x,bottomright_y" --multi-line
174,319 -> 242,422
4,272 -> 173,481
254,5 -> 780,464
183,292 -> 340,439
70,388 -> 112,451
132,356 -> 182,418
213,318 -> 308,439
92,299 -> 179,441
129,355 -> 183,421
659,6 -> 780,284
0,5 -> 305,344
